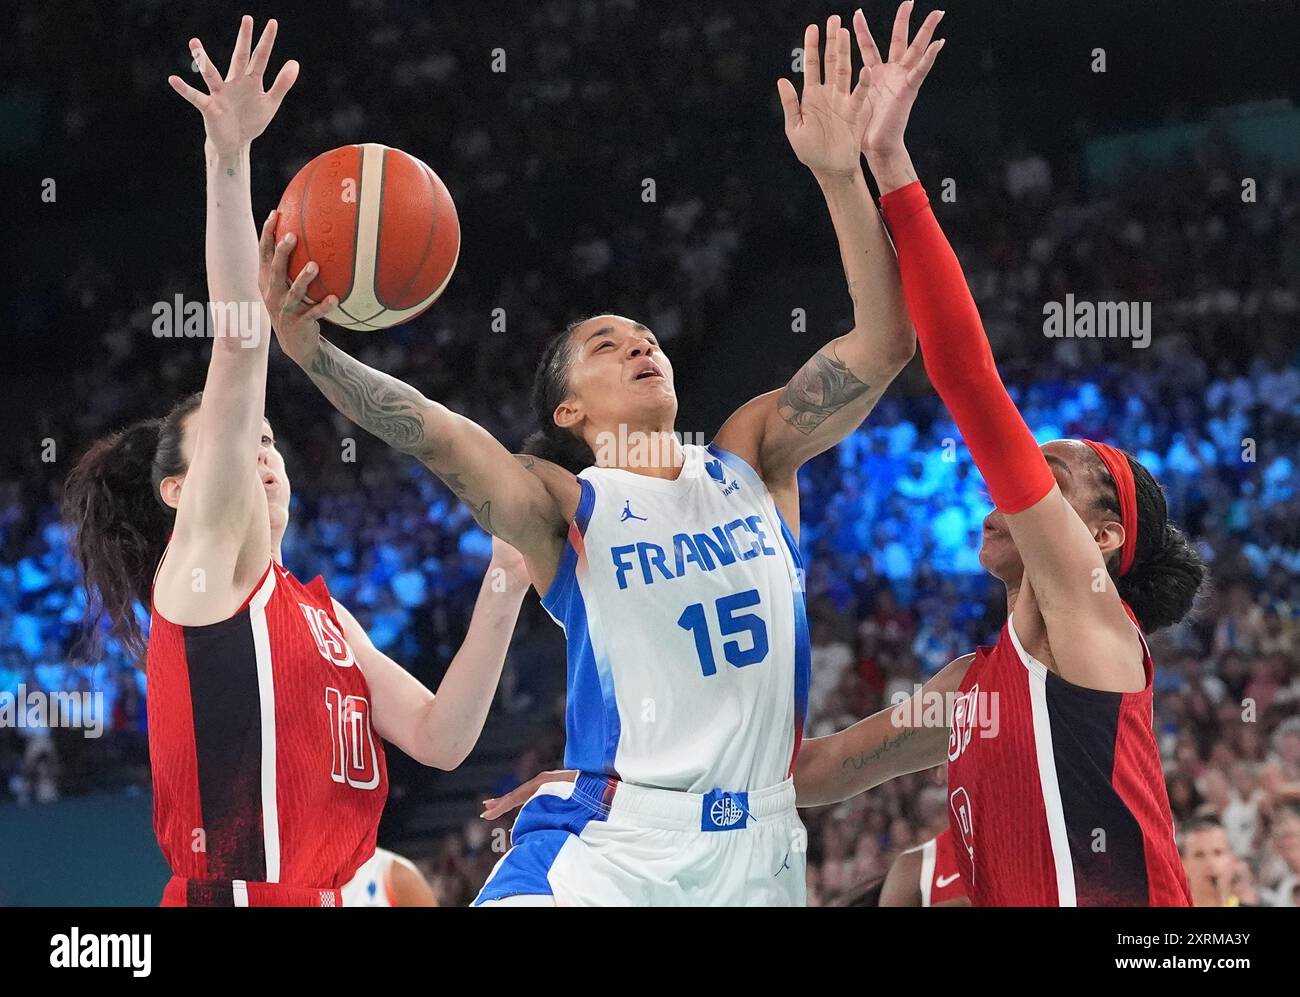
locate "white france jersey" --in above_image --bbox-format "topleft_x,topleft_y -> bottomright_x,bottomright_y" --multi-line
541,443 -> 810,793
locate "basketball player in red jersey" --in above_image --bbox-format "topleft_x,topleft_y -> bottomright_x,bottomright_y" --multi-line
880,829 -> 968,907
62,18 -> 529,907
795,5 -> 1203,906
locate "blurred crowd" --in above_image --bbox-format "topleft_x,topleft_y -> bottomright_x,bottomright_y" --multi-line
3,0 -> 1298,906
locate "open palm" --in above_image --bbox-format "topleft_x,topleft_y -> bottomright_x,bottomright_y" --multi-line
854,2 -> 945,158
778,16 -> 871,178
167,16 -> 299,157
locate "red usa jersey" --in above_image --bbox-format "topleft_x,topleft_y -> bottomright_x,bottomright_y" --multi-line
920,829 -> 966,907
147,559 -> 387,893
945,612 -> 1190,907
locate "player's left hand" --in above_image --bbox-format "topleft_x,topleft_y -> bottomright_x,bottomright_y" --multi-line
167,15 -> 299,157
480,770 -> 577,820
777,15 -> 872,180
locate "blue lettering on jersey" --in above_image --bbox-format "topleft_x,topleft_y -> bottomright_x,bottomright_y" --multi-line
611,516 -> 779,589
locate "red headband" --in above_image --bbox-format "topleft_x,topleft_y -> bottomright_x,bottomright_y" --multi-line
1082,439 -> 1137,576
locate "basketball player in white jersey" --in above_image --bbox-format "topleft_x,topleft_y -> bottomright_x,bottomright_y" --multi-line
262,9 -> 942,905
341,847 -> 439,907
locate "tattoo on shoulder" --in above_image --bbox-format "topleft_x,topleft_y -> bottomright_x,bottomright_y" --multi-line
778,348 -> 871,435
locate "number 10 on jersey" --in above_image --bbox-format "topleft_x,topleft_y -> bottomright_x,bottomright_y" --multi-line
677,588 -> 769,676
325,687 -> 381,789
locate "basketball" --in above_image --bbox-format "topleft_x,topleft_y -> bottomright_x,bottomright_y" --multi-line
274,143 -> 460,330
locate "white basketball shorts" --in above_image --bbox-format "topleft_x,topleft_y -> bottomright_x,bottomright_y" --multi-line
473,773 -> 807,907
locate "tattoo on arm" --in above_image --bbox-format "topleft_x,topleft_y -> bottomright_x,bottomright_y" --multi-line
441,471 -> 494,534
305,339 -> 432,456
777,346 -> 871,435
839,725 -> 917,772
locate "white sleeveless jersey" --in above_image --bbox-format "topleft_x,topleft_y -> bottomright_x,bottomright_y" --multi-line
541,443 -> 810,793
340,847 -> 396,907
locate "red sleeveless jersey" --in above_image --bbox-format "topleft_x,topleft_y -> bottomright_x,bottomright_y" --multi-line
921,829 -> 966,907
147,559 -> 387,897
945,612 -> 1190,907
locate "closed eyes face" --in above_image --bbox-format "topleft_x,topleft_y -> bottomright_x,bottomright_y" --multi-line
578,317 -> 671,384
555,314 -> 677,435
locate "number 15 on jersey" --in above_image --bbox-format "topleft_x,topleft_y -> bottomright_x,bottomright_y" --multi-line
676,588 -> 769,676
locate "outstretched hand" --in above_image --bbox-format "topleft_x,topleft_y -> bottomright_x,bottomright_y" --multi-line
167,15 -> 299,157
853,2 -> 945,160
777,15 -> 872,180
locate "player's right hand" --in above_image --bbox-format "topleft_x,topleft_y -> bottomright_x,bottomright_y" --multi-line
480,770 -> 577,820
852,2 -> 945,161
259,210 -> 337,366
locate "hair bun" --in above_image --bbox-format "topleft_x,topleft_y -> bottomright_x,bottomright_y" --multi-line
1117,522 -> 1207,633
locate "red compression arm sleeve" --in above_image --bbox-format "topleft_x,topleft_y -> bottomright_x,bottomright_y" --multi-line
879,181 -> 1055,514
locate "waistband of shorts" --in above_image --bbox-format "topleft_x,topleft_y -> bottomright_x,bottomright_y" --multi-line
570,773 -> 796,831
162,875 -> 341,908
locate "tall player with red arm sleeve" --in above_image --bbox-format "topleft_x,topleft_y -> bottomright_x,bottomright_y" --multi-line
63,18 -> 529,907
794,3 -> 1204,906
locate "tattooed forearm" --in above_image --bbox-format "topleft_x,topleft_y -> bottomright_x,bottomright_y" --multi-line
777,347 -> 871,435
839,725 -> 918,772
305,339 -> 433,456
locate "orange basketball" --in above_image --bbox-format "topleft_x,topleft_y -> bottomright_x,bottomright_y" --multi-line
274,144 -> 460,330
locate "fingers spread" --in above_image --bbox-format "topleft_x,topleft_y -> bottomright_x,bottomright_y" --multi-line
888,0 -> 914,64
850,65 -> 872,112
905,9 -> 945,67
168,75 -> 210,111
838,25 -> 853,93
803,23 -> 821,88
190,39 -> 224,93
907,38 -> 944,88
776,77 -> 801,130
248,18 -> 278,79
854,8 -> 883,68
824,15 -> 841,91
267,59 -> 300,107
226,14 -> 255,81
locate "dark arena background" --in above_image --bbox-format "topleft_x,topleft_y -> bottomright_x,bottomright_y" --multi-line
1,0 -> 1298,938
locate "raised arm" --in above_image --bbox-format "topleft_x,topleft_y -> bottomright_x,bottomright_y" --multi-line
260,241 -> 574,589
862,9 -> 1143,690
158,18 -> 298,618
332,538 -> 530,770
714,12 -> 938,501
